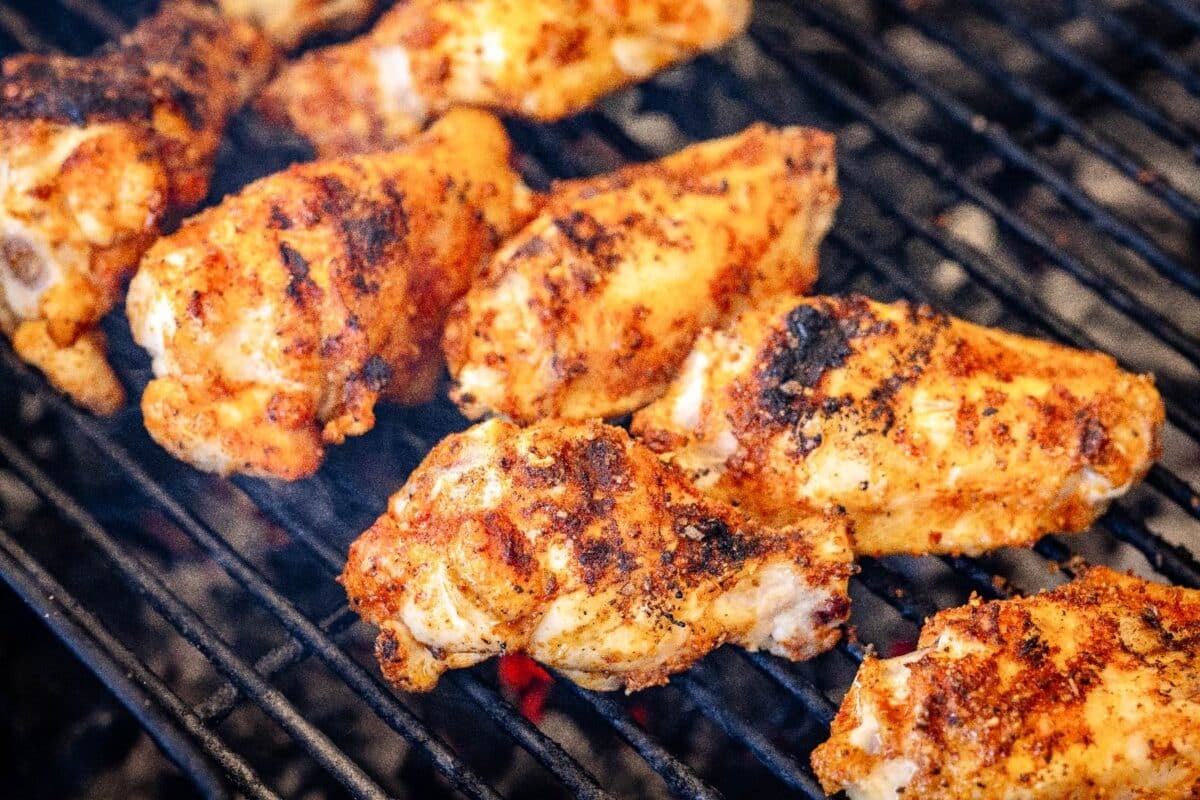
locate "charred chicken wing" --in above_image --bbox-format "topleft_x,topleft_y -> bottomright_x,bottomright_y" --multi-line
0,0 -> 276,414
812,567 -> 1200,799
443,123 -> 838,423
257,0 -> 752,156
632,295 -> 1163,556
127,109 -> 534,479
218,0 -> 377,50
342,418 -> 854,692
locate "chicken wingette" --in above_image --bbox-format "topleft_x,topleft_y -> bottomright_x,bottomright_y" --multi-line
443,123 -> 838,423
812,567 -> 1200,799
217,0 -> 376,50
0,1 -> 276,415
256,0 -> 751,156
127,109 -> 534,480
342,418 -> 854,692
631,295 -> 1163,557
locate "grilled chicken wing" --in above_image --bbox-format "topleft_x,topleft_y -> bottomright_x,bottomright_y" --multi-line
0,1 -> 276,414
218,0 -> 376,50
127,109 -> 534,480
443,124 -> 838,423
632,295 -> 1163,556
812,567 -> 1200,799
342,418 -> 854,692
256,0 -> 751,156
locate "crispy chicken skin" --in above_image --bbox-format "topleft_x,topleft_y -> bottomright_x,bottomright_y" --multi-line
257,0 -> 751,156
342,418 -> 854,692
127,109 -> 534,480
0,1 -> 276,414
632,295 -> 1163,557
443,124 -> 838,423
812,567 -> 1200,799
217,0 -> 376,50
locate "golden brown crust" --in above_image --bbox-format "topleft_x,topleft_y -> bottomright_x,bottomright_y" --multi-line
257,0 -> 751,156
632,294 -> 1164,556
217,0 -> 377,50
443,123 -> 839,423
128,109 -> 534,479
812,568 -> 1200,799
11,321 -> 125,415
0,1 -> 276,412
342,418 -> 854,692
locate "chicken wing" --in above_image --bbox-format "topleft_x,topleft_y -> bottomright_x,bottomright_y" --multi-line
443,123 -> 838,423
631,295 -> 1163,556
127,109 -> 534,480
0,1 -> 276,414
342,418 -> 854,692
217,0 -> 376,50
256,0 -> 751,156
812,567 -> 1200,799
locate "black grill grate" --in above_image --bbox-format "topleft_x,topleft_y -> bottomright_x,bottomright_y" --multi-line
1,1 -> 1198,798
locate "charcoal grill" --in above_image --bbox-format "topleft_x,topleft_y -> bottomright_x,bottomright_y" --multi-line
1,0 -> 1199,797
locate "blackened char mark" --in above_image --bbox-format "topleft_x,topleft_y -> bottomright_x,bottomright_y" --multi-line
760,301 -> 854,425
316,174 -> 403,283
361,355 -> 393,392
280,241 -> 314,304
553,210 -> 622,270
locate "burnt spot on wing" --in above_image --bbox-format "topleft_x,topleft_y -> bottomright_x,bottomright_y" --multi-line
279,241 -> 315,304
361,355 -> 393,392
316,174 -> 405,280
760,299 -> 856,425
755,297 -> 948,447
669,504 -> 763,579
484,511 -> 535,579
553,210 -> 622,271
0,5 -> 236,130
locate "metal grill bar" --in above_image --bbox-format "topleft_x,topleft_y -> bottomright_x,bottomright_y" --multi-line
1153,0 -> 1200,31
0,432 -> 392,800
877,0 -> 1200,226
0,4 -> 48,51
560,681 -> 725,800
1083,0 -> 1200,99
789,0 -> 1200,303
0,526 -> 241,800
55,0 -> 127,38
972,0 -> 1200,158
27,386 -> 508,800
676,674 -> 824,799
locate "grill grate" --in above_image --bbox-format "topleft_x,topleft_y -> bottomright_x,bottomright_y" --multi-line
1,1 -> 1198,798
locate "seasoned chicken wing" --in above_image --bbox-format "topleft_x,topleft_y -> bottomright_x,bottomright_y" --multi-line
256,0 -> 751,156
632,295 -> 1163,556
812,567 -> 1200,799
443,124 -> 838,423
0,1 -> 276,414
127,109 -> 534,479
342,418 -> 854,692
218,0 -> 376,50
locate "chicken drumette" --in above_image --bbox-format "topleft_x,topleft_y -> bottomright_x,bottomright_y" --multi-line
256,0 -> 752,156
127,109 -> 534,479
812,567 -> 1200,799
632,295 -> 1163,556
0,1 -> 276,414
342,418 -> 854,692
443,123 -> 839,423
